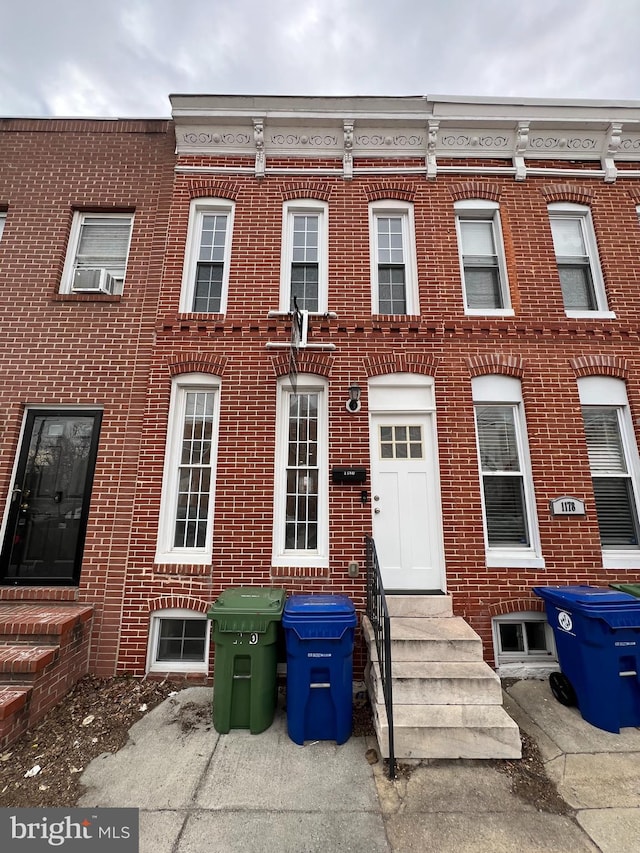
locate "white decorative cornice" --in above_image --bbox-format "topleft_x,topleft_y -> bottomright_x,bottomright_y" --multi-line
170,94 -> 640,182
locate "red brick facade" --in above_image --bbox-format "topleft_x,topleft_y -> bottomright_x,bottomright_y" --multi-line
2,97 -> 640,679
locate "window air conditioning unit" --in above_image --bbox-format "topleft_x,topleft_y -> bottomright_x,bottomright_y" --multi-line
72,268 -> 118,294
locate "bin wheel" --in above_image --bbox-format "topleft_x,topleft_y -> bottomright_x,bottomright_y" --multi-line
549,671 -> 577,707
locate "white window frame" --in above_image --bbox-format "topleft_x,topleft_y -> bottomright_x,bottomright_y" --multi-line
60,211 -> 133,295
155,373 -> 221,565
279,200 -> 328,314
179,198 -> 235,314
272,375 -> 328,568
0,212 -> 6,242
146,608 -> 210,674
492,612 -> 557,677
369,200 -> 420,315
578,376 -> 640,569
548,202 -> 613,319
454,199 -> 513,316
472,375 -> 544,569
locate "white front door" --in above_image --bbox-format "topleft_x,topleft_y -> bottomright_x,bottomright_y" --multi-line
369,376 -> 445,591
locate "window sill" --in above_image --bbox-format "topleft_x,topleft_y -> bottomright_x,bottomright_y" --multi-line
602,551 -> 640,570
271,554 -> 329,569
465,308 -> 515,318
486,553 -> 546,570
53,293 -> 122,303
565,310 -> 616,320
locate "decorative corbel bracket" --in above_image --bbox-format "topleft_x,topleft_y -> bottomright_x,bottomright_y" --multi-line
602,122 -> 622,183
426,120 -> 439,180
514,122 -> 529,181
343,120 -> 354,180
253,118 -> 265,179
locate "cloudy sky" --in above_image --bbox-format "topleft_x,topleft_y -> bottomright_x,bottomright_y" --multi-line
2,0 -> 639,117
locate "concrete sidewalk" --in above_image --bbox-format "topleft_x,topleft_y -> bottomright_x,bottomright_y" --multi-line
78,681 -> 640,853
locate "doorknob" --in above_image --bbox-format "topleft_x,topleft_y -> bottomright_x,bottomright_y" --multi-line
374,508 -> 381,514
374,495 -> 380,501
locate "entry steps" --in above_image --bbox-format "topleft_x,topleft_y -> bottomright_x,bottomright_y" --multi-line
364,594 -> 521,760
0,599 -> 93,750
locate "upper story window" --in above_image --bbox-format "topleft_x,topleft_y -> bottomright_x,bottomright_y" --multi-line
454,200 -> 512,315
0,212 -> 6,242
369,200 -> 419,315
155,373 -> 221,565
60,212 -> 133,295
472,375 -> 543,569
180,199 -> 234,314
279,200 -> 328,313
578,376 -> 640,569
548,203 -> 611,318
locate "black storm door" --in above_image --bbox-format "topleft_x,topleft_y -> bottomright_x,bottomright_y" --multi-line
0,410 -> 102,585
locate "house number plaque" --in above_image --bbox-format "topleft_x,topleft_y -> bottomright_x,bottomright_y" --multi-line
549,496 -> 586,516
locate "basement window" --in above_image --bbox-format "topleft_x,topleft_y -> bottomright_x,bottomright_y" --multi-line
492,612 -> 556,674
147,608 -> 210,674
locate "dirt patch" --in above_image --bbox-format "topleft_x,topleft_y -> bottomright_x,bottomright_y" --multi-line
493,732 -> 570,815
0,675 -> 181,808
174,700 -> 214,734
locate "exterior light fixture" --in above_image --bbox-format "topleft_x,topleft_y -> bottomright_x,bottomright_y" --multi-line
346,383 -> 361,413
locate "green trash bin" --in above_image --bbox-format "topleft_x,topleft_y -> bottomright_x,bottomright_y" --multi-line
610,583 -> 640,598
207,587 -> 286,734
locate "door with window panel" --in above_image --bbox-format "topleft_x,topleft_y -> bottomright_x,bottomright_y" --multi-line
370,413 -> 445,590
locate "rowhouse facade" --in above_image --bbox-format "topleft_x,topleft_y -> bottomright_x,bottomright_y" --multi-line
2,96 -> 640,702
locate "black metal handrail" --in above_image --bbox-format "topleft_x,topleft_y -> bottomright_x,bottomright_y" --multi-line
365,535 -> 396,780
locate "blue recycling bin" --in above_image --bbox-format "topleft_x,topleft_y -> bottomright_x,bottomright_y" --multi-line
533,585 -> 640,733
282,594 -> 357,745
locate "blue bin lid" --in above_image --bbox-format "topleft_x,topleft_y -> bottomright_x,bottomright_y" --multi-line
533,585 -> 640,613
283,595 -> 357,632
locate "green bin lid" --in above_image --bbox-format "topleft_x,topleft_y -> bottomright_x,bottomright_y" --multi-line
610,583 -> 640,599
207,586 -> 287,619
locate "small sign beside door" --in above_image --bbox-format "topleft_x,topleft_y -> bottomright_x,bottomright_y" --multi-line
549,496 -> 586,516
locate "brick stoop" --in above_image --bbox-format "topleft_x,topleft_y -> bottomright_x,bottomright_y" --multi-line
0,601 -> 94,750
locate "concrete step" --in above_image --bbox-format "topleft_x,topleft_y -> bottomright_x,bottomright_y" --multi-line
372,700 -> 522,760
386,594 -> 453,618
369,659 -> 503,705
389,616 -> 483,662
0,645 -> 59,677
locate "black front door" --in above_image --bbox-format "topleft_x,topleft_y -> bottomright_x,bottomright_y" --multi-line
0,410 -> 102,585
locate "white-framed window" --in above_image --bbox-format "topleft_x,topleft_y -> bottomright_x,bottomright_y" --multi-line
578,376 -> 640,568
147,608 -> 210,674
272,375 -> 328,567
60,212 -> 133,295
180,198 -> 234,314
279,200 -> 328,313
492,612 -> 556,676
0,212 -> 6,242
455,199 -> 512,315
548,203 -> 612,318
155,373 -> 221,565
472,375 -> 543,569
369,200 -> 419,315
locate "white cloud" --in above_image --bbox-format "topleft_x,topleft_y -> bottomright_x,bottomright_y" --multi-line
1,0 -> 639,117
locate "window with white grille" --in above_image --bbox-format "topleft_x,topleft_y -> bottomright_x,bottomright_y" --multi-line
280,200 -> 328,313
147,609 -> 210,673
369,201 -> 419,315
156,374 -> 220,565
273,376 -> 328,567
180,199 -> 234,313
